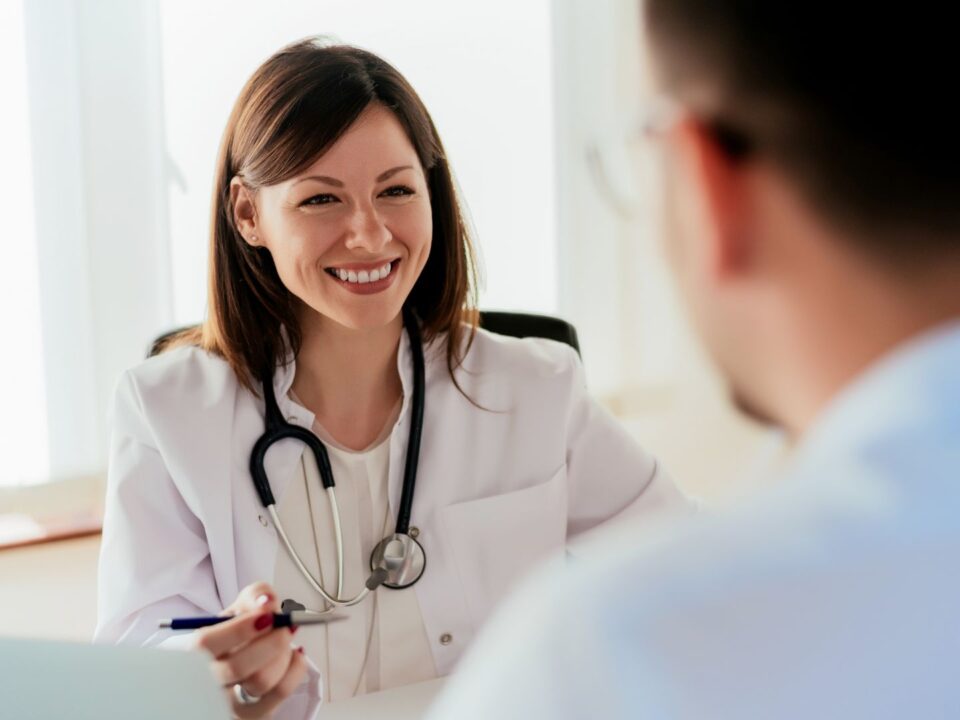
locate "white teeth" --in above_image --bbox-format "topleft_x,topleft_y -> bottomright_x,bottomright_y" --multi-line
330,261 -> 395,284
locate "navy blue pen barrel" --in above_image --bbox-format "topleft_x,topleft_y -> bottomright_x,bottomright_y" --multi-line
167,616 -> 230,630
164,613 -> 293,631
271,613 -> 294,628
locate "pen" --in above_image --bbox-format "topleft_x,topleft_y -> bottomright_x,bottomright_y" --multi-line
158,611 -> 339,631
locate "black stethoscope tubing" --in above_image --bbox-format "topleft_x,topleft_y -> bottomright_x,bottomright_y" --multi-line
249,307 -> 424,554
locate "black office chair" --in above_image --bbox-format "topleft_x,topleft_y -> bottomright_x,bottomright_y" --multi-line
149,311 -> 580,359
478,311 -> 580,357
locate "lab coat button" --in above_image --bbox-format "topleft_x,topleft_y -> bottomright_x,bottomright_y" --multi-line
409,527 -> 420,539
439,633 -> 453,646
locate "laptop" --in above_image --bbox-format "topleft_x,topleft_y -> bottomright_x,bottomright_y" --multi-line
1,636 -> 231,720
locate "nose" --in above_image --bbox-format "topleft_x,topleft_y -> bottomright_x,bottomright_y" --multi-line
344,203 -> 391,253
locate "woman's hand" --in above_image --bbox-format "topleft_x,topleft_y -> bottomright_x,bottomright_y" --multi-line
192,582 -> 308,719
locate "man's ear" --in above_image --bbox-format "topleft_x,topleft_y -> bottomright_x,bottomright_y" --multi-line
229,177 -> 261,246
671,118 -> 751,280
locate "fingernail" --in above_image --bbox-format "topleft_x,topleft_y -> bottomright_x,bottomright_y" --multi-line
256,593 -> 273,606
297,647 -> 305,654
254,613 -> 273,631
289,626 -> 299,635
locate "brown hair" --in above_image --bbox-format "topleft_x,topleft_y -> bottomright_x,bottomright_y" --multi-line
167,38 -> 479,391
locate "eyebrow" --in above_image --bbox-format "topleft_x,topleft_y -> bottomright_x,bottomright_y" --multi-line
293,165 -> 414,188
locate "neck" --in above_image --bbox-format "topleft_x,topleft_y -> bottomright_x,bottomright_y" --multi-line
291,308 -> 404,451
773,256 -> 960,437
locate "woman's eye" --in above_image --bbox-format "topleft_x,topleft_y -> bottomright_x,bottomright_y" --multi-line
380,185 -> 414,198
301,193 -> 338,207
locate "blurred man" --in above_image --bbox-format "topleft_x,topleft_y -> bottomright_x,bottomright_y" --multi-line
427,2 -> 960,717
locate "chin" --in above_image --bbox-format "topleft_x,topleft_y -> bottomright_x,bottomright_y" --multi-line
322,301 -> 405,332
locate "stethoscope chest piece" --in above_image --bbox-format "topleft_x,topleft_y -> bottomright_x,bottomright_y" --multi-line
370,533 -> 426,589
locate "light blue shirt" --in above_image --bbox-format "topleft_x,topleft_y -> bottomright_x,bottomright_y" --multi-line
428,322 -> 960,719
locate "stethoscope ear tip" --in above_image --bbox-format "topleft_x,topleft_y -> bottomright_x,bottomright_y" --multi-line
281,598 -> 306,613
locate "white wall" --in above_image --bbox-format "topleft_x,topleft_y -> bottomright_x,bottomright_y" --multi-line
552,0 -> 687,396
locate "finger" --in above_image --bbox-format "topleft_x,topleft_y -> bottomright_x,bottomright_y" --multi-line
234,647 -> 308,719
225,581 -> 281,615
194,609 -> 276,661
210,622 -> 293,687
228,633 -> 295,697
210,582 -> 276,634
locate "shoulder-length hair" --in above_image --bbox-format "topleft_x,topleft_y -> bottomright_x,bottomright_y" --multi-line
167,38 -> 479,391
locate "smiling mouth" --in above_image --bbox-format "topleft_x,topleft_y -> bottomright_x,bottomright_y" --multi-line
324,259 -> 400,285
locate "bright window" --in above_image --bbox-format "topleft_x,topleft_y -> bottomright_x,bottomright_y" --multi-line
0,0 -> 49,487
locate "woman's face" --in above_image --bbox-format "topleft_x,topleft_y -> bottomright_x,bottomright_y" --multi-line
234,103 -> 433,331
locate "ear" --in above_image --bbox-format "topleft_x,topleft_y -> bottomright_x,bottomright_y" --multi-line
671,118 -> 751,280
229,177 -> 261,246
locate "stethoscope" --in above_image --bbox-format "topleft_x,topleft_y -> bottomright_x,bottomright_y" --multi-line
249,308 -> 427,609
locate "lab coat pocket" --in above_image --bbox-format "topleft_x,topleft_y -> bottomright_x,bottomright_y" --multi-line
438,465 -> 567,628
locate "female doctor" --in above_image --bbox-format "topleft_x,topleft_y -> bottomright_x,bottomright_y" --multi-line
95,39 -> 691,719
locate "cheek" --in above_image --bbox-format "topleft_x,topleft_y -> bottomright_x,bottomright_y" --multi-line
661,164 -> 715,343
395,202 -> 433,264
662,164 -> 695,287
663,153 -> 715,296
263,215 -> 340,286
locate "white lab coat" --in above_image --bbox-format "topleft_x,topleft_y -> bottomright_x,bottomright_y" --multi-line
95,327 -> 692,718
428,321 -> 960,720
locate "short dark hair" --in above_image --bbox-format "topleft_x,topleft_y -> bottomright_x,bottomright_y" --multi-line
644,1 -> 960,263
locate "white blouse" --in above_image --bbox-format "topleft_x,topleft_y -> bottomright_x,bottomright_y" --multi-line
272,399 -> 437,702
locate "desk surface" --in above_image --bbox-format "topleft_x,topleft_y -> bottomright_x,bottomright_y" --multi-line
320,678 -> 445,719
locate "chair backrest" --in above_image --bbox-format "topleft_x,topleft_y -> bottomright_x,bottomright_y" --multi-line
148,326 -> 195,358
479,311 -> 580,357
149,312 -> 580,359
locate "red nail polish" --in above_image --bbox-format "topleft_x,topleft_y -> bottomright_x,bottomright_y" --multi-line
289,626 -> 299,635
297,647 -> 305,654
254,613 -> 273,631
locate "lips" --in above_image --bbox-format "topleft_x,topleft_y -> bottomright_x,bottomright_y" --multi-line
323,258 -> 401,295
324,259 -> 398,285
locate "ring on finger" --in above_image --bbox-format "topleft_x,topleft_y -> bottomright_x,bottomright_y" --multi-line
233,683 -> 260,706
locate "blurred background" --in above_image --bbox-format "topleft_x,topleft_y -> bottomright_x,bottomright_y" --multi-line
0,0 -> 775,640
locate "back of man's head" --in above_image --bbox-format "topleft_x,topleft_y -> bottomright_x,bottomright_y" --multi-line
644,1 -> 959,264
